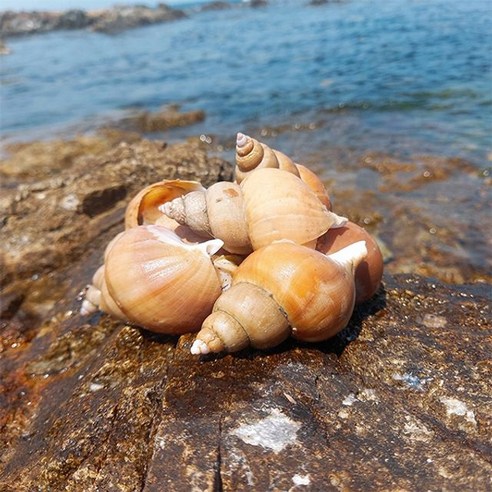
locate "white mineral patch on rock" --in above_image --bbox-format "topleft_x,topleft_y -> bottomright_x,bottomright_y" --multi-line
439,397 -> 477,426
358,388 -> 378,402
231,408 -> 301,454
393,372 -> 430,390
403,416 -> 434,441
292,473 -> 310,486
422,313 -> 447,329
342,393 -> 357,406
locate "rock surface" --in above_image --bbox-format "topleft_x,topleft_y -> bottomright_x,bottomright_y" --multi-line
0,4 -> 186,37
0,135 -> 491,490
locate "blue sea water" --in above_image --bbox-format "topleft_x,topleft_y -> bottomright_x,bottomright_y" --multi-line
1,0 -> 491,163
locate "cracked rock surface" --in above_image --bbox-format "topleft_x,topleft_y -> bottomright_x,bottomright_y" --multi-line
0,135 -> 490,491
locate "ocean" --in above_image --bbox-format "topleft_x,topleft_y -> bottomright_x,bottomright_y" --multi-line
1,0 -> 491,163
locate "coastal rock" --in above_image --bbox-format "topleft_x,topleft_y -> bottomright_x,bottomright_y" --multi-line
0,135 -> 490,490
106,105 -> 206,133
89,5 -> 186,34
0,39 -> 10,55
0,135 -> 232,288
199,1 -> 233,12
0,4 -> 186,38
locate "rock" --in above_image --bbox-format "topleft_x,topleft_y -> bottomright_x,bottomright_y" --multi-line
0,135 -> 490,489
0,39 -> 10,55
106,105 -> 206,134
199,1 -> 233,12
0,4 -> 186,38
88,4 -> 186,34
249,0 -> 268,7
0,135 -> 233,287
309,0 -> 345,5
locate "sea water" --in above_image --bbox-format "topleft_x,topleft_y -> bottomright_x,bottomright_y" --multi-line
1,0 -> 491,163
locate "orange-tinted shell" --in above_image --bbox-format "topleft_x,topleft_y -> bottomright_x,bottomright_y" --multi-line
103,225 -> 223,334
295,164 -> 332,210
234,241 -> 358,342
241,168 -> 343,250
316,221 -> 384,303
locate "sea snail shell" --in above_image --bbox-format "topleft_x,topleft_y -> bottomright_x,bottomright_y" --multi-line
316,221 -> 384,303
82,225 -> 225,334
125,179 -> 205,230
161,168 -> 346,254
235,134 -> 332,210
191,240 -> 368,355
235,133 -> 300,183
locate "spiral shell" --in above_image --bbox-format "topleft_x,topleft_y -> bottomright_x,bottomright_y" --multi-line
191,240 -> 367,354
125,180 -> 205,229
96,225 -> 224,334
235,133 -> 300,183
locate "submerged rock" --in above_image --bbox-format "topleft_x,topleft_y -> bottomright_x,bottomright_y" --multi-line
0,133 -> 490,490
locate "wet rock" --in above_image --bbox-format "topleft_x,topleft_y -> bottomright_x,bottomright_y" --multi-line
0,134 -> 490,490
0,39 -> 10,55
0,4 -> 186,38
249,0 -> 268,7
106,105 -> 206,134
89,5 -> 186,34
199,1 -> 233,12
0,272 -> 490,489
0,135 -> 233,288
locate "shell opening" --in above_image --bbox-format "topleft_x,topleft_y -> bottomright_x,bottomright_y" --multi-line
328,240 -> 368,271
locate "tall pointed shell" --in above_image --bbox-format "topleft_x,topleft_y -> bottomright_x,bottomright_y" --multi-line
235,133 -> 300,183
241,168 -> 345,250
103,225 -> 223,334
316,221 -> 384,303
191,241 -> 367,354
125,180 -> 205,229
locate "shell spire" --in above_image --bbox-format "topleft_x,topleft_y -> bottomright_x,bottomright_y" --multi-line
235,133 -> 300,182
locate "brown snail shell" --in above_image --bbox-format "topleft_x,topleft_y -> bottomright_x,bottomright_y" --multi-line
161,168 -> 346,254
235,133 -> 300,183
191,240 -> 367,354
316,221 -> 384,303
83,225 -> 225,334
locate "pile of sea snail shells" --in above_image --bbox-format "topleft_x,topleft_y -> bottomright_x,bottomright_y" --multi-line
81,133 -> 384,355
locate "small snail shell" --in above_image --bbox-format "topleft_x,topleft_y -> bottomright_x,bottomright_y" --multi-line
125,180 -> 205,229
295,164 -> 332,210
316,221 -> 384,303
161,168 -> 346,254
235,133 -> 300,183
191,240 -> 367,355
94,225 -> 224,334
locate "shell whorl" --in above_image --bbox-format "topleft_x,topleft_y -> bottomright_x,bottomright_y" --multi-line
235,133 -> 300,182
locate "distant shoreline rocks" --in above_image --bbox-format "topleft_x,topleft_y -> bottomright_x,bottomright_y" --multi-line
0,4 -> 186,37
